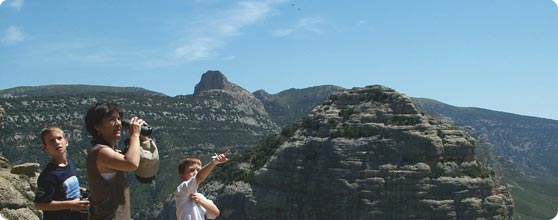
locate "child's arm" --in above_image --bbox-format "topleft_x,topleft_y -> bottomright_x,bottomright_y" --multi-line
195,149 -> 230,185
190,193 -> 219,219
35,199 -> 89,213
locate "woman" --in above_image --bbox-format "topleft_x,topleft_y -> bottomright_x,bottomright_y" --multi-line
84,102 -> 146,220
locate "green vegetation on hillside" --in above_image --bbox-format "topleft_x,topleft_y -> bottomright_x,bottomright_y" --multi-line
206,123 -> 298,184
255,85 -> 343,128
0,91 -> 278,215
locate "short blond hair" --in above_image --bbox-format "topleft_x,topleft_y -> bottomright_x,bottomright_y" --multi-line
40,126 -> 65,145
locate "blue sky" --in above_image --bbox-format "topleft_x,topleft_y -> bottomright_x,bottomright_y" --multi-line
1,0 -> 557,120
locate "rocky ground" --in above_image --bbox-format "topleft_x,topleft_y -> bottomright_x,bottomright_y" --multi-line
0,156 -> 41,220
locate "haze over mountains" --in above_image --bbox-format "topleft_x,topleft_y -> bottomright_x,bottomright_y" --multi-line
0,70 -> 556,219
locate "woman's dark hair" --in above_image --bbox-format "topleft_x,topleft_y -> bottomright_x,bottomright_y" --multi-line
84,102 -> 124,145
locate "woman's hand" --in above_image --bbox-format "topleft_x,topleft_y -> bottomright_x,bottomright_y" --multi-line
127,116 -> 146,137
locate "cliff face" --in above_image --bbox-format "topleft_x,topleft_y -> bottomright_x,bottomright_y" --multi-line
210,85 -> 513,220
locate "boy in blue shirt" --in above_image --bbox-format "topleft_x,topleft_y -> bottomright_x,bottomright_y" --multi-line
34,126 -> 89,220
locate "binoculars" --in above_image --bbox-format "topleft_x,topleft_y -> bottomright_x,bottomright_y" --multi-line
121,119 -> 153,136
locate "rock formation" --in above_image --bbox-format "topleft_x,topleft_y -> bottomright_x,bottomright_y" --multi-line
209,85 -> 513,220
194,70 -> 267,115
0,159 -> 41,220
0,106 -> 41,219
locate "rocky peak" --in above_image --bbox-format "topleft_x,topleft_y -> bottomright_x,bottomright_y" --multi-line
194,70 -> 267,115
252,89 -> 286,113
194,70 -> 231,94
208,85 -> 513,220
252,89 -> 272,99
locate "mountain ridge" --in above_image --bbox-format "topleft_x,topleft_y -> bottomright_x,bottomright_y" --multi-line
254,85 -> 344,128
412,97 -> 558,219
0,71 -> 555,219
0,84 -> 167,98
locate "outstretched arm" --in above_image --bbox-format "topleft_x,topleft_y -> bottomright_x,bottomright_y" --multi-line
195,149 -> 231,185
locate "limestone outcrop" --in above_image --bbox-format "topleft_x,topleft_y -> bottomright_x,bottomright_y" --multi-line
0,105 -> 41,220
0,156 -> 41,220
209,85 -> 513,220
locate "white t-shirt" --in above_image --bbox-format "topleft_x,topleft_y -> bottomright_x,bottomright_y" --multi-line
174,177 -> 217,220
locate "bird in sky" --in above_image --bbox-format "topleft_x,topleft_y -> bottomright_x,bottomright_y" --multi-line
290,3 -> 302,11
553,0 -> 558,8
0,0 -> 5,6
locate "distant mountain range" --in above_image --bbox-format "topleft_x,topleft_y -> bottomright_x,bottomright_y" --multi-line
0,84 -> 166,98
412,98 -> 558,220
254,85 -> 344,128
0,70 -> 556,219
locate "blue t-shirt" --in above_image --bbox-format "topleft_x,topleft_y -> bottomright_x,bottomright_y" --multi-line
34,158 -> 84,220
